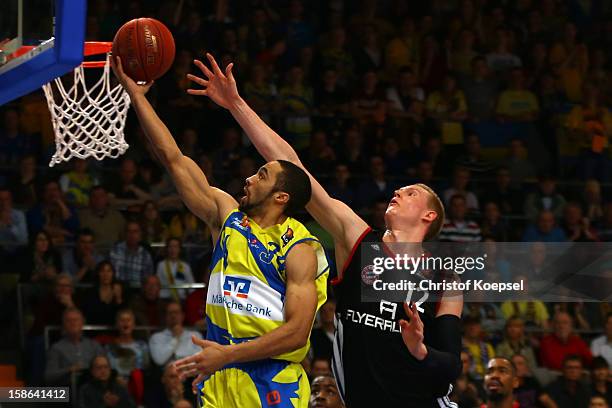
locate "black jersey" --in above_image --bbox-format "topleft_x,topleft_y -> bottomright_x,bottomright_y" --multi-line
331,228 -> 457,408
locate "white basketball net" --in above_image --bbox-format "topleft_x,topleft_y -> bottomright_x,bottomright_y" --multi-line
42,54 -> 131,167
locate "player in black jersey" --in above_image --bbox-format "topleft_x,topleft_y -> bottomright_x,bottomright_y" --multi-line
188,54 -> 463,407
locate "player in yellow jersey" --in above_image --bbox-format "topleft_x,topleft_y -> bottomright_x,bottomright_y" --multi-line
112,58 -> 329,408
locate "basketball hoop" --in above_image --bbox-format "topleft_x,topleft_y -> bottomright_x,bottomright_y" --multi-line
42,41 -> 130,167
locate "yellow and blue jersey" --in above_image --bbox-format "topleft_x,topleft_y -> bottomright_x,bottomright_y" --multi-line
199,209 -> 329,407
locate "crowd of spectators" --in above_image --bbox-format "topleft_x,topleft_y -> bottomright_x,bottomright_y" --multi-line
2,0 -> 612,407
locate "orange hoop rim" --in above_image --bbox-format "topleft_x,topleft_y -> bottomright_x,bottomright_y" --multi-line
7,41 -> 112,68
82,42 -> 113,68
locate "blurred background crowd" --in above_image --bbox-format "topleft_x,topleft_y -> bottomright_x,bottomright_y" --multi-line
1,0 -> 612,407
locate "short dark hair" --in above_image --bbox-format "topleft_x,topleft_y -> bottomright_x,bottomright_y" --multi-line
273,160 -> 312,216
563,354 -> 583,366
592,356 -> 609,370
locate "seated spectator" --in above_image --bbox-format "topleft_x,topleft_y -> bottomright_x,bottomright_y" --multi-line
61,228 -> 103,282
524,176 -> 566,221
454,134 -> 495,176
0,188 -> 28,257
302,130 -> 337,175
481,357 -> 519,408
27,179 -> 80,245
386,66 -> 425,116
320,27 -> 354,86
225,156 -> 258,200
439,195 -> 482,242
78,354 -> 135,408
545,355 -> 591,408
110,221 -> 154,285
425,74 -> 467,146
105,158 -> 152,208
0,108 -> 39,167
462,316 -> 495,380
315,67 -> 348,118
481,202 -> 509,242
591,312 -> 612,366
309,374 -> 344,408
511,353 -> 555,408
336,126 -> 366,175
356,156 -> 397,210
184,285 -> 206,332
501,297 -> 550,331
59,159 -> 99,208
81,261 -> 124,326
326,163 -> 356,204
140,200 -> 168,245
18,230 -> 62,284
561,202 -> 598,242
45,307 -> 104,386
279,66 -> 314,150
482,167 -> 523,215
310,300 -> 335,360
211,127 -> 244,185
564,82 -> 612,182
461,55 -> 499,122
495,317 -> 538,370
590,356 -> 612,402
502,139 -> 537,189
450,350 -> 484,407
129,275 -> 167,327
156,237 -> 195,301
243,64 -> 278,121
442,167 -> 479,211
352,24 -> 383,76
78,186 -> 126,252
522,210 -> 567,242
551,302 -> 592,331
582,180 -> 604,223
496,67 -> 539,124
107,309 -> 149,405
540,311 -> 593,371
597,203 -> 612,242
6,154 -> 40,209
384,17 -> 419,80
350,70 -> 386,127
486,28 -> 522,74
143,363 -> 190,408
149,301 -> 202,367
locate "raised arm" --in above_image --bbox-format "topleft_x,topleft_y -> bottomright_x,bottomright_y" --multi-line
112,57 -> 237,238
187,54 -> 368,262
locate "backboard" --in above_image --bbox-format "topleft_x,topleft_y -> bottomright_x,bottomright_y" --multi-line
0,0 -> 87,106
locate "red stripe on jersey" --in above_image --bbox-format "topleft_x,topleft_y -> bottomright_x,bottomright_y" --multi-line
331,227 -> 373,286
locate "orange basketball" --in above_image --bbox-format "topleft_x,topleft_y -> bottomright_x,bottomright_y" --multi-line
112,18 -> 175,82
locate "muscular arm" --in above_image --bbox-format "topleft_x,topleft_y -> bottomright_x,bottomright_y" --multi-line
113,57 -> 237,236
174,243 -> 320,379
226,243 -> 319,362
187,55 -> 368,263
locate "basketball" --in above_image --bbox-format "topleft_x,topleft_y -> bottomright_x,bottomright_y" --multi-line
112,18 -> 175,82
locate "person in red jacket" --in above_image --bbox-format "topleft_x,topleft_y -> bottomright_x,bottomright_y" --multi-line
539,311 -> 593,370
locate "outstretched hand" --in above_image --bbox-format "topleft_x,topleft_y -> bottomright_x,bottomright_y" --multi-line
186,53 -> 240,109
110,56 -> 154,97
399,302 -> 428,361
173,335 -> 232,392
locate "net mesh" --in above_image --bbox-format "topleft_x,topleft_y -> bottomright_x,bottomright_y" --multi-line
42,53 -> 130,167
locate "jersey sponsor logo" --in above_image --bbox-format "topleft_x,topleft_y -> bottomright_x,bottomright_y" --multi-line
345,308 -> 401,333
223,276 -> 251,299
281,226 -> 294,246
361,264 -> 379,286
266,390 -> 281,405
379,300 -> 397,320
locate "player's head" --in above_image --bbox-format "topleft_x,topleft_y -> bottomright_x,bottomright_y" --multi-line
589,395 -> 609,408
309,375 -> 344,408
484,357 -> 519,403
239,160 -> 311,217
384,184 -> 445,241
